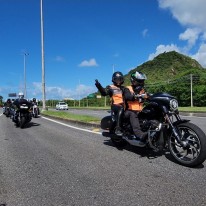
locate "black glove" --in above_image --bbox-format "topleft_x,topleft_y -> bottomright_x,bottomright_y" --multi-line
95,79 -> 101,87
133,86 -> 142,94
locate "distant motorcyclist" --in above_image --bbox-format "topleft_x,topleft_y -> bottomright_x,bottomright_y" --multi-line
3,98 -> 12,115
123,71 -> 148,144
12,92 -> 32,122
3,98 -> 12,108
31,97 -> 40,116
95,71 -> 125,136
30,98 -> 38,106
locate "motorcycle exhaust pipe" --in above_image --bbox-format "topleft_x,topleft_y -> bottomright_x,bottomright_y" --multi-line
122,136 -> 146,147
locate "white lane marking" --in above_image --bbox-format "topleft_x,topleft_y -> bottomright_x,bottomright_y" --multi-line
41,116 -> 102,135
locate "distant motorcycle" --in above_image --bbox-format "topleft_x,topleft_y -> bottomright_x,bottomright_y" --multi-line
4,106 -> 11,117
101,92 -> 206,167
32,104 -> 39,118
14,102 -> 32,128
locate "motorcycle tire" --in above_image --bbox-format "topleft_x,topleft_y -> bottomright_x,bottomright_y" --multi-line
20,116 -> 26,129
168,122 -> 206,167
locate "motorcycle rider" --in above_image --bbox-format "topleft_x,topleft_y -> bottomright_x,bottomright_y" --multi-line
3,98 -> 12,114
31,97 -> 39,116
95,71 -> 124,136
12,92 -> 32,122
123,71 -> 148,144
31,98 -> 38,107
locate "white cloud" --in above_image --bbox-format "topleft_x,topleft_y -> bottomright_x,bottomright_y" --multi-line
78,58 -> 99,67
142,29 -> 148,38
54,56 -> 65,62
158,0 -> 206,29
148,44 -> 180,60
31,82 -> 96,100
191,44 -> 206,68
179,28 -> 201,49
113,53 -> 119,58
154,0 -> 206,67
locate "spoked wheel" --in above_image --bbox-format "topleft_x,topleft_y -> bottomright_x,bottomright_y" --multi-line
168,122 -> 206,167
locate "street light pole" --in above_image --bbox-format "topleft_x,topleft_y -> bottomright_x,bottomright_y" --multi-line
40,0 -> 46,110
190,74 -> 193,107
23,52 -> 29,99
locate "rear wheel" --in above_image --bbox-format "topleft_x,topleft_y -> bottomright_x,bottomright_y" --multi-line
168,122 -> 206,167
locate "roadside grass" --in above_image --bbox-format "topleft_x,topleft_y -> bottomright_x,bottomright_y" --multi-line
41,110 -> 101,123
47,106 -> 206,112
75,106 -> 206,112
41,107 -> 206,123
179,107 -> 206,112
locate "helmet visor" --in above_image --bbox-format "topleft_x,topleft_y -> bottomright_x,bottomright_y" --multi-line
131,79 -> 145,86
113,76 -> 123,84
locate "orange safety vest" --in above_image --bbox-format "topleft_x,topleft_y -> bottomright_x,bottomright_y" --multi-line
109,84 -> 123,105
126,86 -> 146,111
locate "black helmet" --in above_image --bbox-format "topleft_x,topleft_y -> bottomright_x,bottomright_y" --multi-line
7,98 -> 11,103
130,71 -> 147,86
112,71 -> 124,85
33,98 -> 36,102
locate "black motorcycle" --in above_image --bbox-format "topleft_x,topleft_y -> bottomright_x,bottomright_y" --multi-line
14,103 -> 32,128
4,106 -> 11,117
101,92 -> 206,167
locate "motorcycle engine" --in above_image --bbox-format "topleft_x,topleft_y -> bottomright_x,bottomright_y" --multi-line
141,119 -> 160,131
140,120 -> 150,131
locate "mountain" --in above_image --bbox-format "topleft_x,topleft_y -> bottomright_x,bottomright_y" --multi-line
124,51 -> 206,85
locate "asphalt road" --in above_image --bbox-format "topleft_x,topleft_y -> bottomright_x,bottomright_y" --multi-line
0,108 -> 206,206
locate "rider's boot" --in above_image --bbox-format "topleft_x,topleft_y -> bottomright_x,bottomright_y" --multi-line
114,126 -> 123,136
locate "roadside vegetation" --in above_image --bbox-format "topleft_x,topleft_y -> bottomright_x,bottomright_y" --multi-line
178,107 -> 206,112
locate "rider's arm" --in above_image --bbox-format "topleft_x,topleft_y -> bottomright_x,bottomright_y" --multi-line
95,80 -> 111,96
123,88 -> 135,101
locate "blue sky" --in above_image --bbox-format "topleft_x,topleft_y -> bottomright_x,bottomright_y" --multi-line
1,0 -> 206,101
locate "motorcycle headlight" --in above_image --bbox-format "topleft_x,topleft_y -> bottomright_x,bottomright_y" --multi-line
170,99 -> 178,111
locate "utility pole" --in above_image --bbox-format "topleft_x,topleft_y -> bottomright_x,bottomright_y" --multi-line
23,52 -> 29,99
190,74 -> 193,107
78,80 -> 81,107
40,0 -> 46,110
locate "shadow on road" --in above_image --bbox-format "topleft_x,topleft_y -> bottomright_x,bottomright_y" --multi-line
102,131 -> 163,159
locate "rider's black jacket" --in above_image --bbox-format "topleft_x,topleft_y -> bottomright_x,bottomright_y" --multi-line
123,87 -> 136,101
12,98 -> 32,109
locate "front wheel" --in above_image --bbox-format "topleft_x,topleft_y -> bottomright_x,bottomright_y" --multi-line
168,122 -> 206,167
20,116 -> 26,128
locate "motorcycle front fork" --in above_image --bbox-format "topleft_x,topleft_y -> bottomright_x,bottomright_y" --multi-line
164,114 -> 188,147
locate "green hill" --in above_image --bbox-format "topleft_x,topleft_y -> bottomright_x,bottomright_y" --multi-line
124,51 -> 206,85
